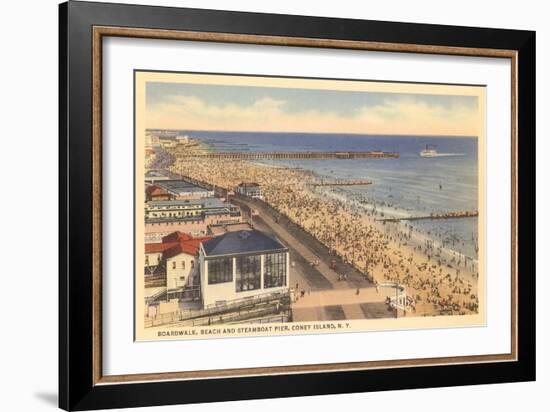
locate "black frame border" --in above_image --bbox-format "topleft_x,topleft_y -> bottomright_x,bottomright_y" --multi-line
59,1 -> 535,410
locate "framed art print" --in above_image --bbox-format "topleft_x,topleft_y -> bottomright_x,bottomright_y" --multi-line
59,1 -> 536,410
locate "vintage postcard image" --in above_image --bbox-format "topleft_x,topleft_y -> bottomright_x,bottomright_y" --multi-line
134,71 -> 486,341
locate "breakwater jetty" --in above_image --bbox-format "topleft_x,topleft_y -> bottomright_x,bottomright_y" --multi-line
379,210 -> 478,222
311,179 -> 373,187
179,151 -> 399,160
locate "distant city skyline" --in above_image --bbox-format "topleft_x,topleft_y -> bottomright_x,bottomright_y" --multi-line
146,81 -> 481,137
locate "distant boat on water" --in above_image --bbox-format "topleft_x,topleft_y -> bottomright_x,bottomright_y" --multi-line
420,145 -> 438,157
420,144 -> 465,158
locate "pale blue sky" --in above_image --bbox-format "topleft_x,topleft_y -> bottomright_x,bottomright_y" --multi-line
146,82 -> 478,116
144,80 -> 481,136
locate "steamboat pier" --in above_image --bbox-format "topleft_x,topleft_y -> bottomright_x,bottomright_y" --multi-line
179,151 -> 399,160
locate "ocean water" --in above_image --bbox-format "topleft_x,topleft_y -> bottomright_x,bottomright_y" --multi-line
174,131 -> 479,259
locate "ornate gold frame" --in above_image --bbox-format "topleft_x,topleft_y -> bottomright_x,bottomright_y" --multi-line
91,26 -> 518,385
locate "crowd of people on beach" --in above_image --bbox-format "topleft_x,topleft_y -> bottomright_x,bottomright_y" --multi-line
166,143 -> 480,317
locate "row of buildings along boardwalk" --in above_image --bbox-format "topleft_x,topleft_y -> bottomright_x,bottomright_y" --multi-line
143,174 -> 291,326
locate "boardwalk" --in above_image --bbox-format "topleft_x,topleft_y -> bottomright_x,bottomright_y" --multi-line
230,195 -> 395,322
231,195 -> 369,289
178,151 -> 399,160
292,287 -> 396,321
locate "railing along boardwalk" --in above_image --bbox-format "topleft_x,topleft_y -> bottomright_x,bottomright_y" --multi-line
178,151 -> 399,160
145,291 -> 290,328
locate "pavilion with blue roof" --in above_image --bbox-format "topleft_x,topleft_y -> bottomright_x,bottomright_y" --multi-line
199,230 -> 290,307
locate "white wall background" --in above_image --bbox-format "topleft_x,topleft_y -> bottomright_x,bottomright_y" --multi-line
0,0 -> 546,411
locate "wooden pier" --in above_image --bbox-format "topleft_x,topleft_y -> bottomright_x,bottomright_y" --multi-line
379,210 -> 478,222
179,151 -> 399,160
